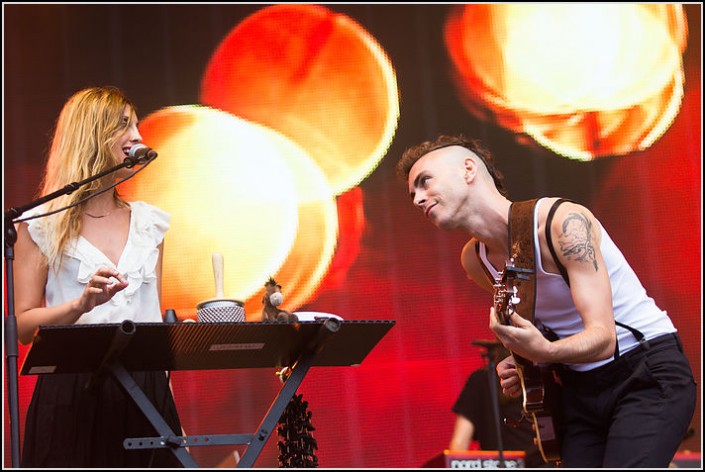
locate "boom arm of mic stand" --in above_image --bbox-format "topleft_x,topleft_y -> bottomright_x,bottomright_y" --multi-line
2,157 -> 135,467
5,159 -> 134,221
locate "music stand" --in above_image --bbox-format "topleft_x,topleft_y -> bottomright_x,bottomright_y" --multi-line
21,319 -> 395,468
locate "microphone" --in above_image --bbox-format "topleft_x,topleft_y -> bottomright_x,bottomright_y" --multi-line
472,339 -> 501,349
124,143 -> 158,167
472,339 -> 506,363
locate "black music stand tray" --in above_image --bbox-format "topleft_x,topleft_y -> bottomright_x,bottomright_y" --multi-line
20,319 -> 395,468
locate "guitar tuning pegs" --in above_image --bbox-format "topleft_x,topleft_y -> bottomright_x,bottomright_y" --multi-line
510,286 -> 521,306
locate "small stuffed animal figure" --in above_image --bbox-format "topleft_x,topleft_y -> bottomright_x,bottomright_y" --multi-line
261,277 -> 298,322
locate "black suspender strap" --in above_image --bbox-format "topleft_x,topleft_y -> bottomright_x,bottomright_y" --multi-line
545,198 -> 573,287
614,321 -> 649,359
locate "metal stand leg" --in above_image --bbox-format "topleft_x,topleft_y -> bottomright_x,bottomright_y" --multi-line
238,318 -> 340,468
110,363 -> 200,468
236,350 -> 315,468
110,318 -> 341,468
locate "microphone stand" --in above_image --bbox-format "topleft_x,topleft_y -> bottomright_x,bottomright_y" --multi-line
3,155 -> 146,467
474,340 -> 506,468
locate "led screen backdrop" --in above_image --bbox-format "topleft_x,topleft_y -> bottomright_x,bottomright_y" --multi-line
3,4 -> 701,468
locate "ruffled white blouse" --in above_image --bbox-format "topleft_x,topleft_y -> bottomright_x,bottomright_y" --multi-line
24,201 -> 170,324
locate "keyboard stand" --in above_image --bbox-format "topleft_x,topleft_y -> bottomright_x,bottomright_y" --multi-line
21,318 -> 395,468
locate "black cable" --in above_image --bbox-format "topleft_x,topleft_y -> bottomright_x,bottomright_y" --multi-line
14,157 -> 155,224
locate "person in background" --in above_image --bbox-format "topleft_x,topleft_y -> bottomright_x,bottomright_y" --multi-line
450,343 -> 545,468
14,86 -> 183,467
398,134 -> 696,467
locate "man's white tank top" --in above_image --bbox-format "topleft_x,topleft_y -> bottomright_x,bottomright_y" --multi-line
478,198 -> 676,371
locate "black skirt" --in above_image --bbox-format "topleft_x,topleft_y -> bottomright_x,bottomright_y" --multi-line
22,370 -> 184,468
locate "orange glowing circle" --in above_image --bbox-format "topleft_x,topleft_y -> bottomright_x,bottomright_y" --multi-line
241,140 -> 339,320
120,105 -> 310,316
201,3 -> 399,194
445,4 -> 687,160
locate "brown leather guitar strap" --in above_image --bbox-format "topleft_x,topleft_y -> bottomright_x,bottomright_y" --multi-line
508,199 -> 539,324
508,200 -> 564,466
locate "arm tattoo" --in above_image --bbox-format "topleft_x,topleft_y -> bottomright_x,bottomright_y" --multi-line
558,212 -> 598,271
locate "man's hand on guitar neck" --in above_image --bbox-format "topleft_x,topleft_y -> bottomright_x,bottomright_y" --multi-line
489,306 -> 555,364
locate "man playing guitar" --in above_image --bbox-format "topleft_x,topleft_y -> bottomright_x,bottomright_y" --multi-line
398,134 -> 696,468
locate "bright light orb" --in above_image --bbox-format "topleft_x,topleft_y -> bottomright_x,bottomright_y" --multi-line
119,105 -> 301,314
445,4 -> 687,160
241,136 -> 339,319
201,3 -> 399,194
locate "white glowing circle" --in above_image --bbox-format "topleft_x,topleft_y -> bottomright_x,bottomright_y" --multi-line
124,105 -> 303,303
487,4 -> 684,112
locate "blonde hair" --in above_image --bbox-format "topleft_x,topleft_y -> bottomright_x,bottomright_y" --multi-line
39,86 -> 135,268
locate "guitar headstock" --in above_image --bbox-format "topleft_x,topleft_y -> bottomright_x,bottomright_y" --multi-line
493,259 -> 532,325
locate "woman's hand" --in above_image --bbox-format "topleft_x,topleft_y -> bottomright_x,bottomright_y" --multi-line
76,266 -> 129,313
